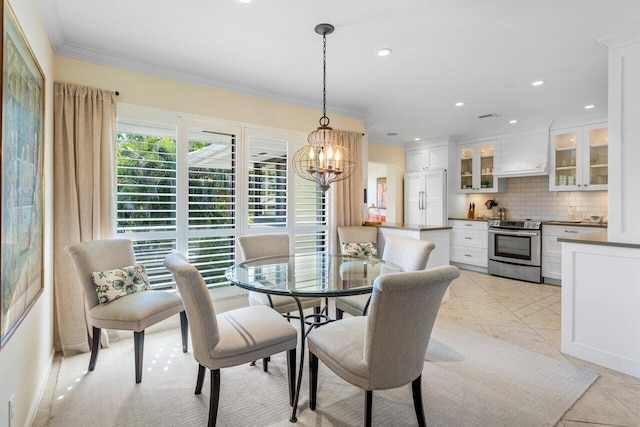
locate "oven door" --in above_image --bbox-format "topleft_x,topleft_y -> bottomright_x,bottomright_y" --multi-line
488,228 -> 541,266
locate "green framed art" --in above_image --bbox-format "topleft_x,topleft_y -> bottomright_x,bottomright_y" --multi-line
0,1 -> 45,348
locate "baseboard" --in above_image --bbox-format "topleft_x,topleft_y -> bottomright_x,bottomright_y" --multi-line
26,347 -> 56,427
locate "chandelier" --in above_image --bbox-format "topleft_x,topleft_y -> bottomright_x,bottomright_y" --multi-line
293,23 -> 355,193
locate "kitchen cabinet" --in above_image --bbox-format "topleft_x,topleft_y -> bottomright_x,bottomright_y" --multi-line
456,141 -> 505,193
541,224 -> 603,284
549,123 -> 608,191
449,219 -> 488,270
406,145 -> 447,172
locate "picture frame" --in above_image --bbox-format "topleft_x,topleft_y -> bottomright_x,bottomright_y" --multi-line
0,1 -> 45,349
376,177 -> 387,209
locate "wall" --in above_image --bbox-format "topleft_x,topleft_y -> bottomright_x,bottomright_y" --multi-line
54,56 -> 364,135
465,175 -> 608,221
0,1 -> 55,426
367,142 -> 405,223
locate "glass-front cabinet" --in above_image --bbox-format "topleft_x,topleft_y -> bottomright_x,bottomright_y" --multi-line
550,123 -> 608,191
457,141 -> 501,193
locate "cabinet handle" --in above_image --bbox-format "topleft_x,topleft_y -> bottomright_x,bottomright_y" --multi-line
564,230 -> 578,234
584,184 -> 588,187
577,184 -> 581,187
465,224 -> 473,227
464,237 -> 473,240
464,254 -> 473,257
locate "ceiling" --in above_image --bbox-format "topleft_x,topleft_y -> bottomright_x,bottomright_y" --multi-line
35,0 -> 640,145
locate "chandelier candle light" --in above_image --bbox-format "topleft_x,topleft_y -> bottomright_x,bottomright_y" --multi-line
293,23 -> 355,192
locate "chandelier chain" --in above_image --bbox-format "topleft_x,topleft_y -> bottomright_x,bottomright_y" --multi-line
320,32 -> 329,128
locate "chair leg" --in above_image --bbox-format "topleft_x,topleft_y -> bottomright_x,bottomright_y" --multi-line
180,311 -> 189,353
195,364 -> 206,394
263,356 -> 271,372
365,390 -> 373,427
335,308 -> 344,320
208,369 -> 221,427
309,351 -> 319,410
134,330 -> 145,384
88,327 -> 101,371
286,348 -> 296,406
412,375 -> 427,427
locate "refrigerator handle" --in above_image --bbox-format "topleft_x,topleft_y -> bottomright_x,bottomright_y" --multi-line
420,191 -> 425,210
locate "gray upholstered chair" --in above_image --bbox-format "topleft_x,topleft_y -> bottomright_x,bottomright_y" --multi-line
335,235 -> 435,319
164,252 -> 297,427
308,265 -> 460,426
66,239 -> 188,384
237,233 -> 323,315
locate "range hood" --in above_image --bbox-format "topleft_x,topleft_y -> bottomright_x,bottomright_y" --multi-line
493,165 -> 548,178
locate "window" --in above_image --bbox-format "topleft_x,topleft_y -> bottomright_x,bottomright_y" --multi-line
116,106 -> 328,289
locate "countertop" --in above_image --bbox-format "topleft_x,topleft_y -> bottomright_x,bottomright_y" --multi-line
558,231 -> 640,249
371,222 -> 452,231
448,217 -> 608,228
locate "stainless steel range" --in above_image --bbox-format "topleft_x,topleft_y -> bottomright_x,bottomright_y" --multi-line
488,219 -> 542,283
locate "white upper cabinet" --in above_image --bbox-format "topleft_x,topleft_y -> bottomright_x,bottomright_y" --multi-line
549,123 -> 608,191
406,145 -> 447,172
494,130 -> 549,178
456,141 -> 505,193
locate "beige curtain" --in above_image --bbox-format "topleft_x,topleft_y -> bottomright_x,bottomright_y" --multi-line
331,130 -> 365,253
53,83 -> 117,355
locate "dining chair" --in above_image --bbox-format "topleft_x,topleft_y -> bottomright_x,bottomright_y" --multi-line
308,265 -> 460,427
66,239 -> 188,384
164,252 -> 297,427
335,235 -> 435,319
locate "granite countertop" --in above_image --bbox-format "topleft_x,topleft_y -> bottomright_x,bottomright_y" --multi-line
558,231 -> 640,249
542,221 -> 607,228
375,222 -> 452,231
448,217 -> 488,222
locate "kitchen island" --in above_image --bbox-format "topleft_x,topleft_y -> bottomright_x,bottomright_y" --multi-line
559,231 -> 640,378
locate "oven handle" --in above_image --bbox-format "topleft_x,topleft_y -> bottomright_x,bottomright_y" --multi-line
488,229 -> 540,237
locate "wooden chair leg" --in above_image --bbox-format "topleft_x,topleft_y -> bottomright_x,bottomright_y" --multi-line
309,351 -> 319,410
88,327 -> 101,371
134,330 -> 145,384
208,369 -> 221,427
180,311 -> 189,353
286,348 -> 296,406
195,364 -> 206,394
412,375 -> 427,427
335,308 -> 344,320
365,390 -> 373,427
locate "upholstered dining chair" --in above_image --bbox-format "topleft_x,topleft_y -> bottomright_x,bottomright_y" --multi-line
335,235 -> 435,319
66,239 -> 188,384
308,265 -> 460,427
164,252 -> 297,427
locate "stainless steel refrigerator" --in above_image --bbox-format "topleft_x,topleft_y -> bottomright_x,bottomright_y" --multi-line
404,169 -> 447,226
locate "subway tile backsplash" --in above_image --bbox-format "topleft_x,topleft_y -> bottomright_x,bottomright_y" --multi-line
466,175 -> 608,221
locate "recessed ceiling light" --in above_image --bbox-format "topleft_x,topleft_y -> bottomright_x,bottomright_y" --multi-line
532,80 -> 544,86
386,132 -> 398,136
414,138 -> 421,141
377,48 -> 392,57
237,0 -> 252,3
584,104 -> 595,109
455,102 -> 465,107
509,120 -> 518,124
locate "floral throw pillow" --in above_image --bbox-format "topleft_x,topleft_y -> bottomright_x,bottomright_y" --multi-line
341,242 -> 378,257
92,264 -> 150,304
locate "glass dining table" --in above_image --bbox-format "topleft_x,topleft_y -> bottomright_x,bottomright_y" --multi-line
225,252 -> 402,422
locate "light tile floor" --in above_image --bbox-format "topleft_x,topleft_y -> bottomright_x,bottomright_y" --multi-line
438,270 -> 640,427
33,269 -> 640,426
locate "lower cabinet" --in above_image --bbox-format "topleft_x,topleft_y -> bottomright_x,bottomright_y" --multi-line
542,224 -> 602,284
449,220 -> 488,271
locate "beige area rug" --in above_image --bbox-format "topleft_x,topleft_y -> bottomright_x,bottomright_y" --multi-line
46,324 -> 597,426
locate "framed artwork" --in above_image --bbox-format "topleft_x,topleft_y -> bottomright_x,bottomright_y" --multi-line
0,1 -> 45,348
376,177 -> 387,209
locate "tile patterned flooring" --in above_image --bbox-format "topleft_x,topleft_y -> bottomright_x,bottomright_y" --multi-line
33,269 -> 640,426
439,270 -> 640,427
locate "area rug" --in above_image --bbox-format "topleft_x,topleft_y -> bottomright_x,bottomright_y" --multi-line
45,324 -> 597,426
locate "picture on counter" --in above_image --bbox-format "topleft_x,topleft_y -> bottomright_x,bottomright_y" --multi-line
1,2 -> 45,348
376,177 -> 387,209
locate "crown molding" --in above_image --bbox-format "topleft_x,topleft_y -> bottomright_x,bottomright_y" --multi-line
593,21 -> 640,51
